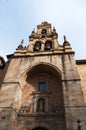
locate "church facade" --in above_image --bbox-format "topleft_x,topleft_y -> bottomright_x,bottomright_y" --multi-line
0,22 -> 86,130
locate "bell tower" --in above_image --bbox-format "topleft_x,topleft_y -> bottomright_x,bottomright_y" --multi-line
27,21 -> 58,52
0,22 -> 86,130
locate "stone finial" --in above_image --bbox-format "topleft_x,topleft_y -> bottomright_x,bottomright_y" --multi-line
63,35 -> 70,46
16,39 -> 24,50
32,28 -> 35,34
21,39 -> 24,45
52,26 -> 58,37
64,35 -> 67,42
53,26 -> 56,32
53,26 -> 55,29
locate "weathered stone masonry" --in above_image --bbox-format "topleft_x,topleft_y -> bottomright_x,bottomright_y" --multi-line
0,22 -> 86,130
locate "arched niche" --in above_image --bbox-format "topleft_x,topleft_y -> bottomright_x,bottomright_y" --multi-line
44,40 -> 53,50
37,98 -> 45,112
33,41 -> 41,51
41,29 -> 47,34
25,62 -> 62,79
21,63 -> 65,114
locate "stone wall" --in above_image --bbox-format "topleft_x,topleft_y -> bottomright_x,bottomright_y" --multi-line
0,53 -> 86,130
77,64 -> 86,103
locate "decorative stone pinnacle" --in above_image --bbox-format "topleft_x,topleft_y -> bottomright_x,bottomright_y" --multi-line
53,26 -> 55,29
32,28 -> 35,34
64,35 -> 67,42
53,26 -> 56,32
21,39 -> 24,45
63,35 -> 70,46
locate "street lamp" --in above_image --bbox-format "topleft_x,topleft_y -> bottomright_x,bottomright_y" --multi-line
77,119 -> 82,130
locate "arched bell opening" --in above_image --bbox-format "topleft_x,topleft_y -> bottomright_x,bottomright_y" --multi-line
33,41 -> 41,51
41,29 -> 47,34
44,41 -> 53,50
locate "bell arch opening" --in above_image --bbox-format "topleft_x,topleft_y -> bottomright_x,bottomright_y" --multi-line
33,41 -> 41,51
44,41 -> 53,50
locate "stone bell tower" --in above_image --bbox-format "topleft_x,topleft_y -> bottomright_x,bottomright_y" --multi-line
0,21 -> 86,130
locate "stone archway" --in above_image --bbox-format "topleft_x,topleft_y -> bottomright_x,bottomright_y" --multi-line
32,127 -> 48,130
26,63 -> 64,110
20,63 -> 66,130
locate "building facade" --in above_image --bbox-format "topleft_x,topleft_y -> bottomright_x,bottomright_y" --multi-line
0,22 -> 86,130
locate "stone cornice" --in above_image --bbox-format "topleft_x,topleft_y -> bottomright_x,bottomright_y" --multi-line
76,59 -> 86,64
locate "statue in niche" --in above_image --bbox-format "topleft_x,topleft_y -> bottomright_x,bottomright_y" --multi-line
37,98 -> 45,112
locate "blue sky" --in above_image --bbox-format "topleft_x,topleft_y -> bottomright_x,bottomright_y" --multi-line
0,0 -> 86,60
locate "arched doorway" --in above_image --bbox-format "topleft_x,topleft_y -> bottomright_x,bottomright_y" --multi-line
32,127 -> 48,130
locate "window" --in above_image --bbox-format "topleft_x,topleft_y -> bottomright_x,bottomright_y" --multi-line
38,82 -> 46,91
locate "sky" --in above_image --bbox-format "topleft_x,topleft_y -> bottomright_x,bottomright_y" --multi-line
0,0 -> 86,60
